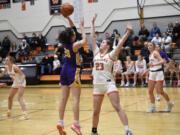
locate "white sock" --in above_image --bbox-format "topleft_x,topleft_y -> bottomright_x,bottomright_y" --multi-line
59,120 -> 64,126
23,111 -> 28,115
151,104 -> 156,108
124,125 -> 129,131
74,120 -> 80,127
8,109 -> 11,112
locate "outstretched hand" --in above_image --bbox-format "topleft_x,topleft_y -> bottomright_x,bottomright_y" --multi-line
126,22 -> 132,31
92,13 -> 97,24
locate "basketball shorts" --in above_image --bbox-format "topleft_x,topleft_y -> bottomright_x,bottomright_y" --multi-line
12,80 -> 26,88
149,71 -> 164,81
93,82 -> 118,96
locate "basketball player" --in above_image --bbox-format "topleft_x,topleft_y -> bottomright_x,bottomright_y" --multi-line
90,14 -> 133,135
0,56 -> 29,120
133,55 -> 147,87
113,59 -> 123,80
120,56 -> 135,87
146,42 -> 174,112
56,19 -> 87,135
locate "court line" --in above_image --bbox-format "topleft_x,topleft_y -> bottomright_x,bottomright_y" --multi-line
41,98 -> 146,135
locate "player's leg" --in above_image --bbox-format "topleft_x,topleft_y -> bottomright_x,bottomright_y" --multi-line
108,92 -> 133,135
7,87 -> 18,116
71,87 -> 83,135
91,95 -> 104,135
18,86 -> 29,120
147,78 -> 156,112
57,85 -> 70,135
125,72 -> 130,86
156,81 -> 174,112
120,72 -> 125,86
133,72 -> 137,86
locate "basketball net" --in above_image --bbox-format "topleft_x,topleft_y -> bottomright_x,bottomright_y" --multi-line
73,0 -> 84,23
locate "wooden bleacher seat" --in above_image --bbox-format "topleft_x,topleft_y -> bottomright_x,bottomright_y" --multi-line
37,46 -> 41,51
48,45 -> 55,51
135,50 -> 141,55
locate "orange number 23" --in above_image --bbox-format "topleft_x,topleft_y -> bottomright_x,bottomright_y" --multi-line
95,63 -> 104,70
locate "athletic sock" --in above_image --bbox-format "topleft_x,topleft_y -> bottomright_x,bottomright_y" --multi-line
59,120 -> 64,126
74,120 -> 80,127
124,125 -> 129,131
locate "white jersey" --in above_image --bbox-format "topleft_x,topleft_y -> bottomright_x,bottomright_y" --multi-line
6,64 -> 26,87
113,60 -> 123,72
126,61 -> 135,72
135,59 -> 147,72
149,51 -> 162,71
93,48 -> 117,84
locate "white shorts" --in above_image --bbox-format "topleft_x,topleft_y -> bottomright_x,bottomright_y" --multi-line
12,80 -> 26,88
149,71 -> 164,82
93,82 -> 118,96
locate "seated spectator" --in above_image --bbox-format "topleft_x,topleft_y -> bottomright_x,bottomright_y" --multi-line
161,32 -> 172,57
10,42 -> 19,58
30,33 -> 38,50
105,32 -> 111,41
112,33 -> 121,49
121,34 -> 133,56
0,56 -> 3,64
37,32 -> 47,52
139,23 -> 149,41
53,55 -> 61,74
172,21 -> 180,44
41,54 -> 52,75
113,59 -> 123,80
140,41 -> 150,63
55,43 -> 64,64
18,39 -> 30,60
111,29 -> 119,41
165,59 -> 180,86
166,22 -> 174,38
151,33 -> 162,45
120,56 -> 135,87
15,53 -> 22,63
1,36 -> 11,58
150,22 -> 161,40
133,55 -> 147,87
22,33 -> 30,44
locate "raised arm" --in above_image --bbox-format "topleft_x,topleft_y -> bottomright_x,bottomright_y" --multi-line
65,16 -> 75,27
114,22 -> 132,56
91,13 -> 98,52
73,19 -> 87,52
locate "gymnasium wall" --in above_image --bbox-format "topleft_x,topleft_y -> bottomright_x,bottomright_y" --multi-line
0,0 -> 179,44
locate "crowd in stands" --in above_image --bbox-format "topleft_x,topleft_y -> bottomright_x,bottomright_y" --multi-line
0,21 -> 180,84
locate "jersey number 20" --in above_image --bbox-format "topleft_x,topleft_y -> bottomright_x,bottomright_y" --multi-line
96,63 -> 104,70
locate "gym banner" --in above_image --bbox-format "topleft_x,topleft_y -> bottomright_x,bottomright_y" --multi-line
0,0 -> 11,9
49,0 -> 61,15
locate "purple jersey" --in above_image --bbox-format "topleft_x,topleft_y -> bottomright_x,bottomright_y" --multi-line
60,42 -> 81,87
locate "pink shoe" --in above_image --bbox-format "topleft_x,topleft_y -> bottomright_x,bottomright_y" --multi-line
57,123 -> 66,135
71,123 -> 83,135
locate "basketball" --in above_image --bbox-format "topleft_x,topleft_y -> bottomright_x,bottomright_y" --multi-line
60,2 -> 74,17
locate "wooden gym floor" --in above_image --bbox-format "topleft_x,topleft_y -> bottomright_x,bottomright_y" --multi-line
0,85 -> 180,135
